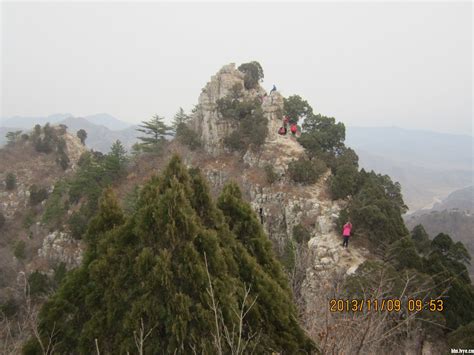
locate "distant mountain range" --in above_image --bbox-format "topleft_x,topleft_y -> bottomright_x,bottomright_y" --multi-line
1,113 -> 133,131
404,185 -> 474,278
58,117 -> 139,153
0,113 -> 139,152
1,113 -> 73,128
430,185 -> 473,212
345,126 -> 473,171
407,185 -> 473,217
346,126 -> 473,211
1,117 -> 472,211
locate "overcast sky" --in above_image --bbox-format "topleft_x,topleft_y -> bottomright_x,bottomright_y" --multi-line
1,1 -> 472,134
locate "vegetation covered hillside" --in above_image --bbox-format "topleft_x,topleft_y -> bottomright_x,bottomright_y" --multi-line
1,62 -> 473,354
24,156 -> 314,354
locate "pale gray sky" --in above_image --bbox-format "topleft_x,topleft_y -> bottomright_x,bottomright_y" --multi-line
1,1 -> 472,134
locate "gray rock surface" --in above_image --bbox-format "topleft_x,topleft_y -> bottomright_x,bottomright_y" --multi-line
38,231 -> 83,268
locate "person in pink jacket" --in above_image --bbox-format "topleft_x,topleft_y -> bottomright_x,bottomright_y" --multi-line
342,221 -> 353,248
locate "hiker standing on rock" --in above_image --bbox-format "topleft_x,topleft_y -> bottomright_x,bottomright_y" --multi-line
290,123 -> 298,136
342,221 -> 352,248
269,85 -> 277,103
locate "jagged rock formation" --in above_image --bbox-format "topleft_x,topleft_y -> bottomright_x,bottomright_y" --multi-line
189,64 -> 366,281
0,131 -> 86,218
191,64 -> 243,155
191,63 -> 268,156
187,65 -> 369,344
243,92 -> 306,175
192,63 -> 306,172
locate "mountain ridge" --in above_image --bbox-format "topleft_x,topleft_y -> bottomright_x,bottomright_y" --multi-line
1,62 -> 469,354
1,113 -> 134,132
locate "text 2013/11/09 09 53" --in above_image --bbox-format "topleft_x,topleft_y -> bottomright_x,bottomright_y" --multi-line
329,298 -> 444,313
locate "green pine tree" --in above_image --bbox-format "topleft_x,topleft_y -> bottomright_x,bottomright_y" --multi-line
410,224 -> 431,254
136,115 -> 171,152
28,156 -> 315,354
104,140 -> 128,179
77,129 -> 87,145
217,182 -> 290,289
5,130 -> 22,146
171,107 -> 190,132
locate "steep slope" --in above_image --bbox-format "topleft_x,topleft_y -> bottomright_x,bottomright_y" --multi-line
0,128 -> 86,315
185,68 -> 370,342
189,63 -> 366,275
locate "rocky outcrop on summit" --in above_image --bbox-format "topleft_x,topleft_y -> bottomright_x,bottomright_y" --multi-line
191,63 -> 306,175
191,64 -> 247,156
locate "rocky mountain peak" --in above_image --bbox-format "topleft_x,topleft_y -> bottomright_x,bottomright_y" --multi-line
186,64 -> 366,285
191,63 -> 304,162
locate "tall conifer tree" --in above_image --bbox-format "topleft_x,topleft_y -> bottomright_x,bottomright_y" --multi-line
27,156 -> 315,354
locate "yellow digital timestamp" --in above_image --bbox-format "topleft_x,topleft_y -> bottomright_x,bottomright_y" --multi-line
329,299 -> 444,313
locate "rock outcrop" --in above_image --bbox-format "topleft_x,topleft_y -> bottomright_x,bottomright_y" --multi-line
191,63 -> 306,177
191,64 -> 246,156
37,231 -> 83,269
0,131 -> 86,219
188,64 -> 367,302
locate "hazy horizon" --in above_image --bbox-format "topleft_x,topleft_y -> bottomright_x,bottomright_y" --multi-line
2,112 -> 474,139
2,2 -> 472,135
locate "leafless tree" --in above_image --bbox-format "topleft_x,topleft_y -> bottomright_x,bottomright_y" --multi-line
301,266 -> 451,354
204,252 -> 260,355
287,241 -> 311,308
133,317 -> 156,355
204,252 -> 224,355
0,271 -> 59,354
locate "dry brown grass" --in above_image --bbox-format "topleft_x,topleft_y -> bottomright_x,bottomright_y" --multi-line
0,136 -> 83,304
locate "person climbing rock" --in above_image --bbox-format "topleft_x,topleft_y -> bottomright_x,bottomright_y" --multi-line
278,126 -> 287,135
270,84 -> 277,94
259,207 -> 264,225
342,221 -> 353,248
290,123 -> 298,136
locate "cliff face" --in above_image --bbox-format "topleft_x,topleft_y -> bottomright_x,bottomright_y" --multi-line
191,64 -> 245,156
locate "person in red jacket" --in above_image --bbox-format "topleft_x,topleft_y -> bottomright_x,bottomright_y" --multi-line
342,221 -> 353,248
290,123 -> 298,136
